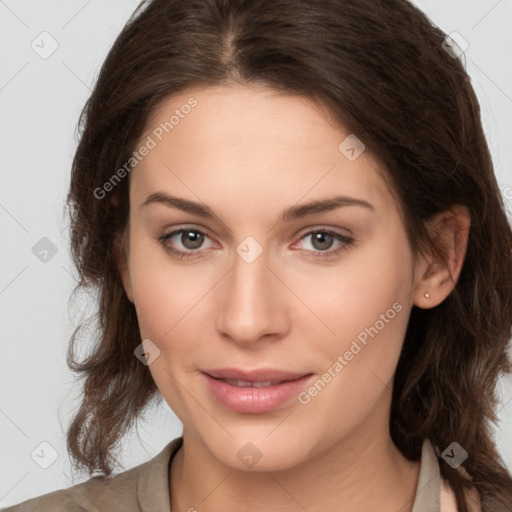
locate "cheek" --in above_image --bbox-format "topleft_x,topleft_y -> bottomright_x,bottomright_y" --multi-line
127,239 -> 208,412
294,227 -> 413,347
287,243 -> 413,447
127,229 -> 211,338
346,242 -> 413,387
295,227 -> 414,401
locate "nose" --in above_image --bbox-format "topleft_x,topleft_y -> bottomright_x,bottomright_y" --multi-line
215,245 -> 290,346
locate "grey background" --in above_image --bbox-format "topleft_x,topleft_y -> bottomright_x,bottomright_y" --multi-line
1,0 -> 511,507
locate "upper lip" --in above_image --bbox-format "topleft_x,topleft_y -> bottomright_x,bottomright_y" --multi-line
202,367 -> 312,382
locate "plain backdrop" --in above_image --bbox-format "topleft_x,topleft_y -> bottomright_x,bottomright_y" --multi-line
1,0 -> 511,507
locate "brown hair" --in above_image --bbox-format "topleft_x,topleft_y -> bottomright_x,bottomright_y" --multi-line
64,0 -> 512,509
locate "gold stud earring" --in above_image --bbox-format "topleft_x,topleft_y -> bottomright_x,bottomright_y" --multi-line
425,291 -> 430,299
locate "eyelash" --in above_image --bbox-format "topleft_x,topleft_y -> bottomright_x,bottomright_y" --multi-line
158,227 -> 354,260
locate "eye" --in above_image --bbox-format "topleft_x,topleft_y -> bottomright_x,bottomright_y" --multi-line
158,227 -> 216,259
158,226 -> 354,261
294,229 -> 354,259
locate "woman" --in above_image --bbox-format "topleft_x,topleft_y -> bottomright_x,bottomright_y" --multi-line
3,0 -> 512,511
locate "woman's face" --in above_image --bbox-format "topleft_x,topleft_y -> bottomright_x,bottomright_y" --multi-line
119,84 -> 425,471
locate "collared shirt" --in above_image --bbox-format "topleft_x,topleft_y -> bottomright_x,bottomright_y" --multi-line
1,437 -> 481,511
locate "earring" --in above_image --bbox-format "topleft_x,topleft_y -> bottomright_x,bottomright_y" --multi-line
425,291 -> 430,299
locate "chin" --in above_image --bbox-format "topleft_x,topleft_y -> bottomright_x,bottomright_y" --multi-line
202,431 -> 313,473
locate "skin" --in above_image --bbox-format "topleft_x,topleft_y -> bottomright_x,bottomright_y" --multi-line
117,84 -> 470,512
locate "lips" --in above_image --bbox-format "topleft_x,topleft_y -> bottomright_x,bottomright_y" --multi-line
201,367 -> 314,413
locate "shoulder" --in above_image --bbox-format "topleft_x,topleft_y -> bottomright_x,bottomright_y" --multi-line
0,469 -> 142,512
1,489 -> 84,512
1,437 -> 183,512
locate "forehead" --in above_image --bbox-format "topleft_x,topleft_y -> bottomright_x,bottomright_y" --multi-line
130,85 -> 395,217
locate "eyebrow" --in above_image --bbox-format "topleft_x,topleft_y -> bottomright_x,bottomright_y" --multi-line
141,192 -> 374,222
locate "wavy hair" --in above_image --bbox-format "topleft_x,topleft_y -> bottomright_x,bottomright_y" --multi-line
64,0 -> 512,510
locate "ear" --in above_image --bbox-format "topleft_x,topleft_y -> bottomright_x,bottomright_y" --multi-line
114,226 -> 134,303
412,205 -> 471,309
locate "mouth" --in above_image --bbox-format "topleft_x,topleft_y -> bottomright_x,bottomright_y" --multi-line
202,367 -> 311,382
201,370 -> 314,413
213,378 -> 295,388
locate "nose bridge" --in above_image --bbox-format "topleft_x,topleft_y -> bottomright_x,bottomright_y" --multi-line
215,238 -> 287,344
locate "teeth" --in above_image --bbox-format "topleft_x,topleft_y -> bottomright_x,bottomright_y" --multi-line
223,379 -> 278,388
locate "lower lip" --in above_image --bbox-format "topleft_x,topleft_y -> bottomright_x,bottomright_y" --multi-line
202,373 -> 314,413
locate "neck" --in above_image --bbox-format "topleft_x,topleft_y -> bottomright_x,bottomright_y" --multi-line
170,405 -> 420,512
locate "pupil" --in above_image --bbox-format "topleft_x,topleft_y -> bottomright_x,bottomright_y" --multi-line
312,232 -> 333,251
182,230 -> 203,249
